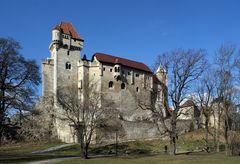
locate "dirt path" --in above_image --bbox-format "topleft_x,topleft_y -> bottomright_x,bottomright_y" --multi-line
31,143 -> 76,154
26,157 -> 80,164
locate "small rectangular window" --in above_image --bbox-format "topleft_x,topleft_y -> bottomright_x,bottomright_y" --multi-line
136,74 -> 139,77
110,68 -> 112,72
103,67 -> 106,71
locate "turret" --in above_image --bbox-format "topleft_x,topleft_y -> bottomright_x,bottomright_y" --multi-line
49,22 -> 84,52
52,28 -> 61,43
155,64 -> 169,115
113,59 -> 121,80
155,64 -> 168,86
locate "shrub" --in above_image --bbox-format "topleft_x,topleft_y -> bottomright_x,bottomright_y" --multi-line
228,131 -> 240,156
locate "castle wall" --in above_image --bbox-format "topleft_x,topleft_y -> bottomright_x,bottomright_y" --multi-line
41,22 -> 170,144
90,61 -> 163,142
42,59 -> 54,96
56,49 -> 79,90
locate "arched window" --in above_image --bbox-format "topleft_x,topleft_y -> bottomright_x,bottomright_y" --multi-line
66,62 -> 71,70
136,87 -> 139,92
121,83 -> 125,89
115,67 -> 118,72
116,76 -> 121,81
109,81 -> 113,88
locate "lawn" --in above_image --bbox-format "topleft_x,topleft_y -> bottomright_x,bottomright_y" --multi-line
57,153 -> 240,164
0,140 -> 63,154
0,129 -> 236,163
0,141 -> 68,163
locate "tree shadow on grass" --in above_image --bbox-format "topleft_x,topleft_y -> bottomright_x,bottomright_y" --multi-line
90,143 -> 152,156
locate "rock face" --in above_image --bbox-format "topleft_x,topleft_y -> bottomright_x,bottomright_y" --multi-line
40,21 -> 169,143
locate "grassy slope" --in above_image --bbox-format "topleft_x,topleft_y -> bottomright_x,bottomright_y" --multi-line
0,140 -> 62,154
57,153 -> 240,164
0,141 -> 66,163
0,129 -> 235,163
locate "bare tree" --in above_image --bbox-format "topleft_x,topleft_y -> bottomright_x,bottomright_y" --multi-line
214,43 -> 237,154
195,69 -> 215,152
56,82 -> 112,159
153,49 -> 206,155
0,38 -> 41,144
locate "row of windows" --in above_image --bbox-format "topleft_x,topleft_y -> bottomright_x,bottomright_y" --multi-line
65,62 -> 149,81
62,34 -> 69,39
108,81 -> 139,92
115,67 -> 120,72
104,67 -> 140,77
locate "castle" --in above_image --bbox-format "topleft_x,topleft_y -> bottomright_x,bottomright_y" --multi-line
41,22 -> 168,143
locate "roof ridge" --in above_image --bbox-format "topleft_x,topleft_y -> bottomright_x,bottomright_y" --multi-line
54,21 -> 84,41
94,52 -> 152,73
95,52 -> 147,65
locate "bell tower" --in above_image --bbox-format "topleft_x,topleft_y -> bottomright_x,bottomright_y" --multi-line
155,65 -> 169,116
48,22 -> 84,96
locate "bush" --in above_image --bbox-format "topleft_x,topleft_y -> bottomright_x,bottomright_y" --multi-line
228,131 -> 240,156
189,122 -> 195,132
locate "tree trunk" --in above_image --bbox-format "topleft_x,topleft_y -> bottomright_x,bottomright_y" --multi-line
173,136 -> 176,155
0,110 -> 3,146
76,127 -> 84,157
84,143 -> 89,159
169,134 -> 176,155
205,117 -> 209,152
169,134 -> 173,155
216,112 -> 221,152
0,120 -> 3,146
213,113 -> 217,150
0,89 -> 5,146
170,119 -> 177,155
224,120 -> 229,155
115,130 -> 118,156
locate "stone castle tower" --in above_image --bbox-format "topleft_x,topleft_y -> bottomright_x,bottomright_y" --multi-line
41,22 -> 168,143
42,22 -> 84,97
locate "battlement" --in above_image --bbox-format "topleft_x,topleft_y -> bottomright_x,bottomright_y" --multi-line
42,58 -> 54,65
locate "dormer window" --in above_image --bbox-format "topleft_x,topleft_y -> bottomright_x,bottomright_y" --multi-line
114,66 -> 120,72
66,62 -> 71,69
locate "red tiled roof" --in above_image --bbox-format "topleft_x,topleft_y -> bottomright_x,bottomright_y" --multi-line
53,22 -> 84,41
94,53 -> 152,73
153,75 -> 160,83
180,100 -> 195,108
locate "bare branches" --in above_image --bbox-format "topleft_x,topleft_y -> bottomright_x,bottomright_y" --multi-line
0,38 -> 40,144
56,80 -> 113,158
154,48 -> 206,155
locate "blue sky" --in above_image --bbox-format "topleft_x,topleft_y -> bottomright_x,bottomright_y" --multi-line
1,0 -> 240,95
